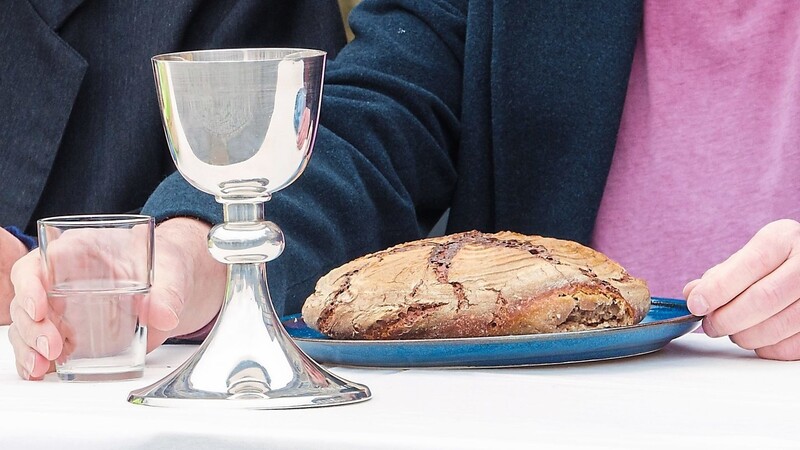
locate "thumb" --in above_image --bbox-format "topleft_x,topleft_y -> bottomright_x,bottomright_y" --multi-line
143,252 -> 190,352
147,280 -> 184,332
144,218 -> 222,351
143,223 -> 198,349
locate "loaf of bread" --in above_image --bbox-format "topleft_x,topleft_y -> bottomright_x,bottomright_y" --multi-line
302,231 -> 650,339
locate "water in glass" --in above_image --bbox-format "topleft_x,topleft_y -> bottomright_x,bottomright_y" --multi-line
48,280 -> 148,381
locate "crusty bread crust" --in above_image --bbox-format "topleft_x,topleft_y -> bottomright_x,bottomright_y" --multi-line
302,231 -> 651,339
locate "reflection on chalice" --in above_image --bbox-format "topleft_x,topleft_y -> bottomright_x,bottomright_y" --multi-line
128,49 -> 371,408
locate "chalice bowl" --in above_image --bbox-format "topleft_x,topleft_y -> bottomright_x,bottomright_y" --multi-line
128,49 -> 371,408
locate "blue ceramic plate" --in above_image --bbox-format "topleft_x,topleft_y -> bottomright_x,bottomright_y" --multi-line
282,297 -> 701,368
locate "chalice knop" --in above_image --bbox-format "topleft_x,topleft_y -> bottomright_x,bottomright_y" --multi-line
128,49 -> 370,408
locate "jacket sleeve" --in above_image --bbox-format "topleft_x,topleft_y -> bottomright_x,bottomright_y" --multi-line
143,0 -> 468,315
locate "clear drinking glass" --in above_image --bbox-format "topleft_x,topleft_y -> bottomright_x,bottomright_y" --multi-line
37,214 -> 154,381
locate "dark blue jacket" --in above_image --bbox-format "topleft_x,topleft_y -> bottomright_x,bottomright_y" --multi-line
0,0 -> 346,233
144,0 -> 643,315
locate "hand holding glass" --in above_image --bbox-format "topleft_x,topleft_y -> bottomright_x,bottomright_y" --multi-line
38,215 -> 154,381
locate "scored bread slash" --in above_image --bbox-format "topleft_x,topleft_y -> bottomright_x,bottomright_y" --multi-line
302,231 -> 651,340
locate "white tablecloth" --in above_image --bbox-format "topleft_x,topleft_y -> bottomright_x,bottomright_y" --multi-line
0,326 -> 797,449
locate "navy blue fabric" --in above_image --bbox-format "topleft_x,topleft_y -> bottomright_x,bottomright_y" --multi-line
144,0 -> 643,315
3,226 -> 38,251
0,0 -> 347,234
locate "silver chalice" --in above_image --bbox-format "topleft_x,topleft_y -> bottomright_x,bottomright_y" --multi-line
128,49 -> 370,408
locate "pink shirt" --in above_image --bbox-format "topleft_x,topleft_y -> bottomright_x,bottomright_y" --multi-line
591,1 -> 800,298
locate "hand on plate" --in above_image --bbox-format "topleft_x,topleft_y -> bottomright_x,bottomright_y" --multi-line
684,219 -> 800,360
7,217 -> 226,380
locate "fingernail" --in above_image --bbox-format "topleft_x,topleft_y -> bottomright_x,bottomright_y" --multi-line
24,297 -> 35,318
168,304 -> 179,321
682,279 -> 699,297
27,352 -> 36,375
703,319 -> 719,338
689,293 -> 709,316
163,303 -> 180,328
36,336 -> 49,359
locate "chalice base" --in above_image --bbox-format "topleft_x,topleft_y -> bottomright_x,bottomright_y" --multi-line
128,263 -> 371,409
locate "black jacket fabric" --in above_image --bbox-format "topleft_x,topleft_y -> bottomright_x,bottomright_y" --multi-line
143,0 -> 644,315
0,0 -> 347,234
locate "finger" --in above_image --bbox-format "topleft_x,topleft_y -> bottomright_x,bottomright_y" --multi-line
43,229 -> 134,289
57,316 -> 77,364
9,252 -> 48,322
8,299 -> 63,361
754,330 -> 800,361
682,279 -> 701,300
8,324 -> 54,380
146,218 -> 224,350
147,284 -> 182,332
145,229 -> 197,332
701,254 -> 800,337
729,298 -> 800,350
143,278 -> 187,352
687,223 -> 793,316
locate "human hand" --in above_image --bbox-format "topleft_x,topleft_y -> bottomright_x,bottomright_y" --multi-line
8,217 -> 226,380
144,218 -> 227,348
0,227 -> 29,324
684,219 -> 800,360
8,226 -> 142,379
